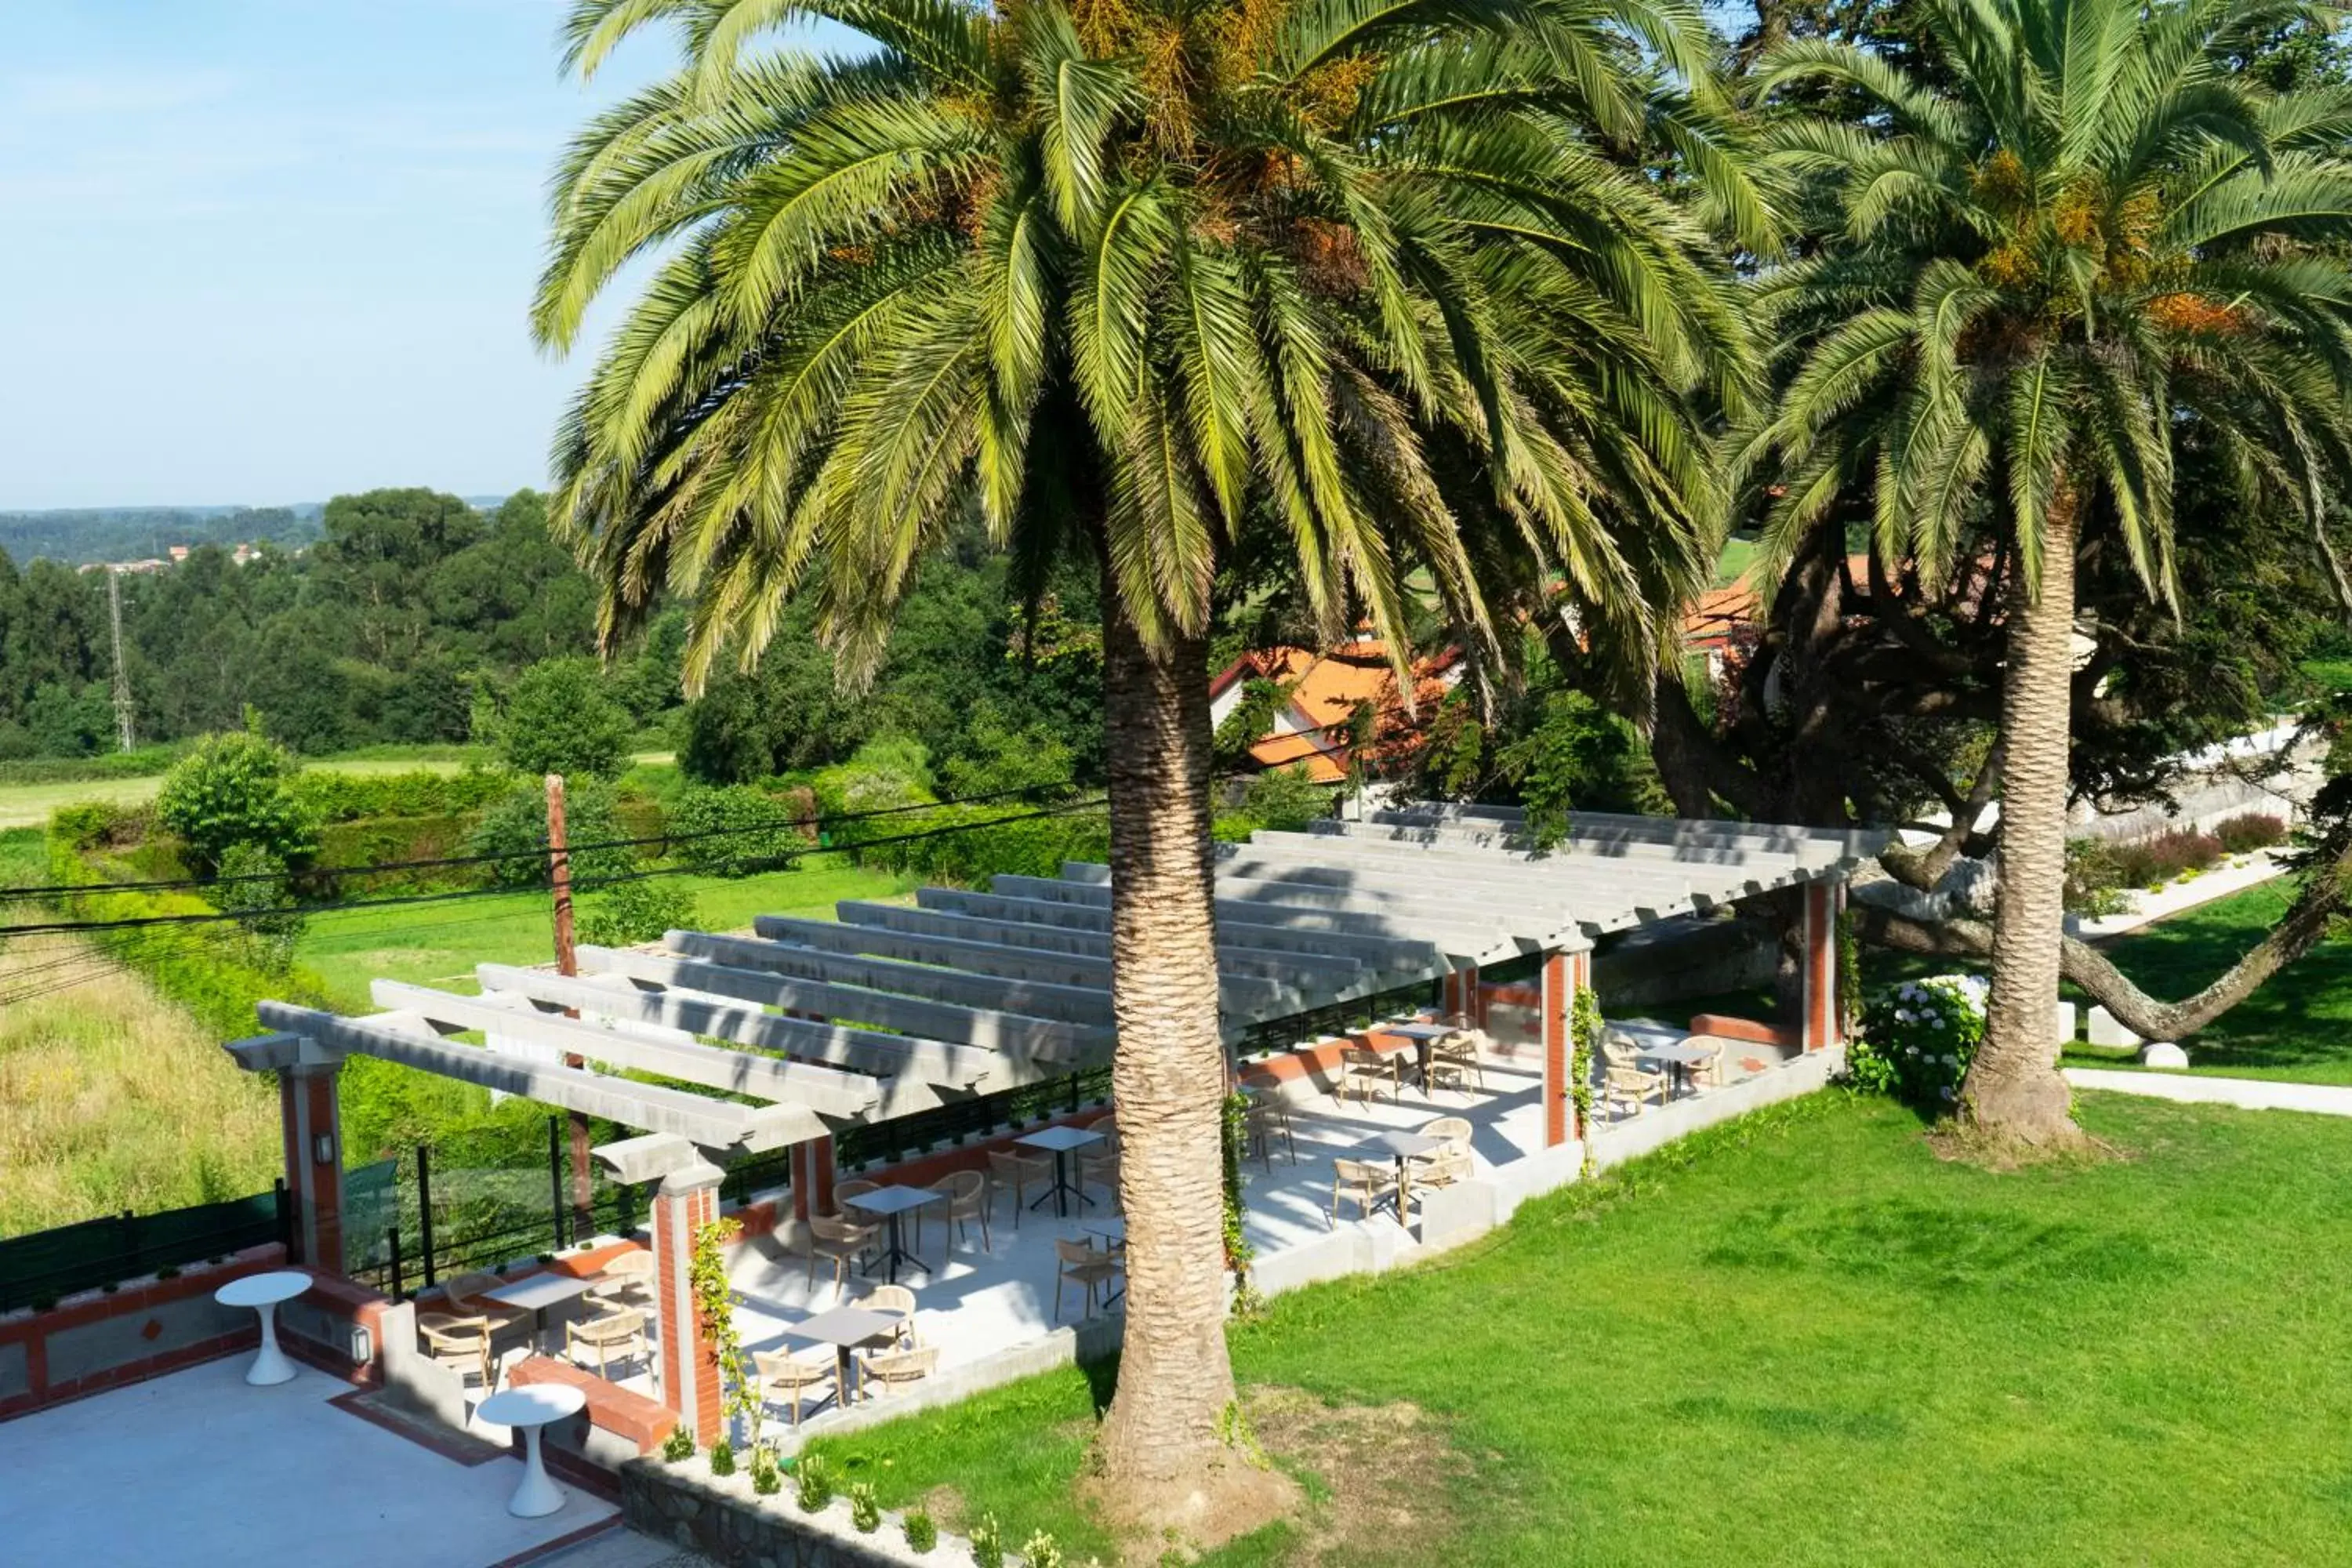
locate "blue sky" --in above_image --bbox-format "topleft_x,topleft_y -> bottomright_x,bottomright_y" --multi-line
0,2 -> 840,511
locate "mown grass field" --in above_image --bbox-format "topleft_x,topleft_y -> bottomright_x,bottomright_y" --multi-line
805,1091 -> 2352,1566
297,852 -> 914,1011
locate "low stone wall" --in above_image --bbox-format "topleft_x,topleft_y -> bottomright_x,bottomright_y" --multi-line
624,1450 -> 985,1567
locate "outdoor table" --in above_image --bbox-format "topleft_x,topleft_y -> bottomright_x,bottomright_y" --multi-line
483,1271 -> 599,1355
786,1305 -> 904,1409
1016,1124 -> 1105,1218
213,1270 -> 312,1386
476,1383 -> 586,1519
841,1185 -> 944,1284
1355,1129 -> 1446,1217
1635,1039 -> 1719,1096
1383,1020 -> 1453,1087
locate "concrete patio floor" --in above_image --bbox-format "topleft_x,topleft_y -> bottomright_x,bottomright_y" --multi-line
0,1356 -> 622,1568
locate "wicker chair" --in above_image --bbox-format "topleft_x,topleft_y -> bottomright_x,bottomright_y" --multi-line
1077,1126 -> 1122,1205
1601,1063 -> 1668,1119
440,1272 -> 532,1341
1409,1116 -> 1474,1191
1680,1039 -> 1724,1091
564,1308 -> 649,1378
1329,1157 -> 1403,1226
1427,1031 -> 1486,1096
1339,1046 -> 1399,1106
753,1348 -> 838,1428
586,1248 -> 656,1312
1053,1238 -> 1122,1323
855,1344 -> 939,1400
831,1178 -> 880,1218
805,1214 -> 877,1297
416,1312 -> 495,1392
858,1284 -> 919,1349
926,1169 -> 991,1254
987,1147 -> 1051,1230
1243,1091 -> 1297,1169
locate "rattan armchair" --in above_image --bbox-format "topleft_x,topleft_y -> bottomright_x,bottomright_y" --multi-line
854,1344 -> 939,1400
927,1168 -> 991,1254
1329,1157 -> 1403,1226
1601,1063 -> 1668,1119
987,1147 -> 1051,1230
753,1348 -> 838,1428
1053,1238 -> 1122,1323
586,1248 -> 656,1312
564,1308 -> 649,1378
805,1213 -> 877,1297
1339,1046 -> 1399,1106
416,1312 -> 495,1392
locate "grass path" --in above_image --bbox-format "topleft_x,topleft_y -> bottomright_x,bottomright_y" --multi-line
805,1092 -> 2352,1566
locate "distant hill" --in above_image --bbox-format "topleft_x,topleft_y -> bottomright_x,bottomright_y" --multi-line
0,504 -> 326,567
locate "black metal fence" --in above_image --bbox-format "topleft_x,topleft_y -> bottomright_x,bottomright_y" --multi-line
0,1182 -> 291,1313
1233,980 -> 1440,1059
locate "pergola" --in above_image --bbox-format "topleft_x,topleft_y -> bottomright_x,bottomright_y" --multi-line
223,806 -> 1884,1436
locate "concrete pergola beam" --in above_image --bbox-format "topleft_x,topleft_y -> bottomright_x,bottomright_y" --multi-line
592,1131 -> 700,1184
922,887 -> 1443,977
1215,848 -> 1613,934
1386,802 -> 1887,866
1318,819 -> 1796,902
255,1001 -> 808,1151
667,929 -> 1116,1026
836,898 -> 1367,983
750,913 -> 1304,1019
577,945 -> 1107,1062
370,980 -> 884,1121
1225,838 -> 1699,931
477,963 -> 1011,1091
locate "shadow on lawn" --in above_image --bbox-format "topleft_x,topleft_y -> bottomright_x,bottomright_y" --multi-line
1703,1196 -> 2170,1291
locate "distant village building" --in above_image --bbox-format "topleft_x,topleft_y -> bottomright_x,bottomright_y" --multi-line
1209,640 -> 1464,782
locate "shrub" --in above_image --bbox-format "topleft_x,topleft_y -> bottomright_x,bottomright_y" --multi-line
708,1437 -> 735,1476
499,658 -> 634,782
848,1480 -> 880,1533
970,1512 -> 1004,1568
155,730 -> 318,874
794,1453 -> 833,1514
2106,826 -> 2225,889
2215,813 -> 2289,855
750,1448 -> 782,1495
50,799 -> 147,851
216,841 -> 304,974
1019,1530 -> 1064,1568
2063,838 -> 2133,916
464,779 -> 638,888
662,1425 -> 695,1463
668,784 -> 804,877
286,767 -> 510,822
1214,764 -> 1335,842
1849,975 -> 1988,1111
902,1510 -> 937,1554
576,880 -> 701,948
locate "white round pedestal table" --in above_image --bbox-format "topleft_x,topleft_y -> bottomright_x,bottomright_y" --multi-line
477,1384 -> 588,1519
212,1270 -> 313,1386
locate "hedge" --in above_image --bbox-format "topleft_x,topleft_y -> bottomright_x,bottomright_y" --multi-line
287,767 -> 514,823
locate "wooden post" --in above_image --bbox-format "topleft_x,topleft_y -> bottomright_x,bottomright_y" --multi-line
546,774 -> 593,1233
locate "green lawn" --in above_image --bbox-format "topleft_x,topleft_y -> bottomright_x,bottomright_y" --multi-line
804,1091 -> 2352,1565
296,853 -> 914,1011
2059,879 -> 2352,1081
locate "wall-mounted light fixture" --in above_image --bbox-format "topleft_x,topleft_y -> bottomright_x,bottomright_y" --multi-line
314,1132 -> 336,1166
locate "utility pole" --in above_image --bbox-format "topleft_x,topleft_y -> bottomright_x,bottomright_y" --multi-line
107,568 -> 135,753
544,774 -> 593,1240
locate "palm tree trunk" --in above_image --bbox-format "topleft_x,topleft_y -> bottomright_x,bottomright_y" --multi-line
1091,584 -> 1240,1515
1962,488 -> 2084,1145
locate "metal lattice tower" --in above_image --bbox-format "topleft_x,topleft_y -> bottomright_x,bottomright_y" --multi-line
107,567 -> 135,753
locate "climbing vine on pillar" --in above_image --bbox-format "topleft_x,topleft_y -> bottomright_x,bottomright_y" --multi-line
688,1217 -> 760,1451
1568,986 -> 1600,1143
1219,1091 -> 1260,1316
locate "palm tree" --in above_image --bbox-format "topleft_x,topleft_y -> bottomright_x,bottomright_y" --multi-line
538,0 -> 1754,1515
1743,0 -> 2352,1145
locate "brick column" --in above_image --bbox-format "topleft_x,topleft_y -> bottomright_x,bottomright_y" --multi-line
1801,880 -> 1845,1051
1442,964 -> 1482,1023
652,1160 -> 725,1441
278,1060 -> 345,1273
1541,951 -> 1571,1147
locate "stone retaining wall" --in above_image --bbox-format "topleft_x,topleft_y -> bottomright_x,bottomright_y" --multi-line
622,1452 -> 985,1567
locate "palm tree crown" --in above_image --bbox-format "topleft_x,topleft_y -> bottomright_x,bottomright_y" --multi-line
537,0 -> 1759,691
1744,0 -> 2352,595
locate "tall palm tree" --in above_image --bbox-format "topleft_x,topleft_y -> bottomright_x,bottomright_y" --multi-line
1743,0 -> 2352,1145
538,0 -> 1754,1515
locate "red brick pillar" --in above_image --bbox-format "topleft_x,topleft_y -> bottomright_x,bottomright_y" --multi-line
786,1135 -> 840,1223
1801,880 -> 1844,1051
278,1060 -> 345,1273
1541,952 -> 1570,1147
652,1160 -> 726,1441
1442,964 -> 1483,1023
